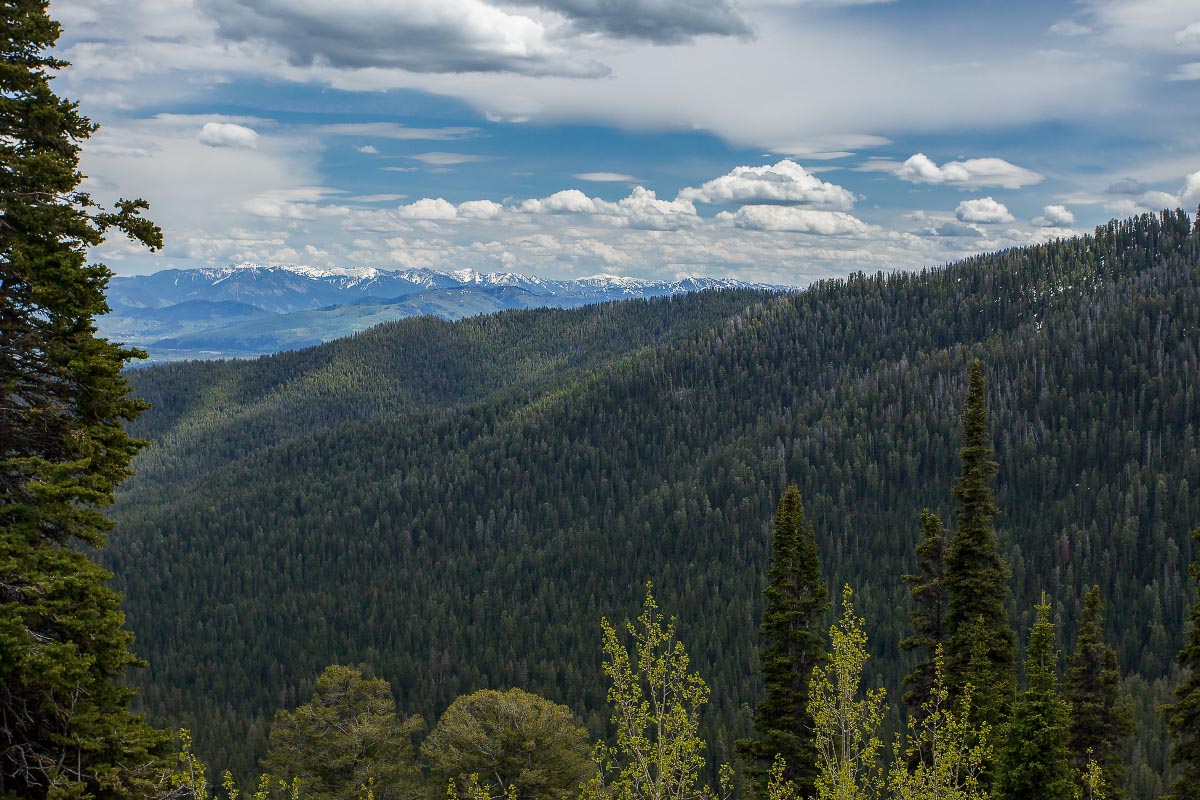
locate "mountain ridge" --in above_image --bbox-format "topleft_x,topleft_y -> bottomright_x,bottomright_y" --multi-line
101,263 -> 786,361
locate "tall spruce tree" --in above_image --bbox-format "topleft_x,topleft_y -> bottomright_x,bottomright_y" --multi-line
736,486 -> 829,799
0,2 -> 167,798
1166,528 -> 1200,800
944,361 -> 1016,728
1065,585 -> 1132,798
901,510 -> 949,720
995,596 -> 1074,800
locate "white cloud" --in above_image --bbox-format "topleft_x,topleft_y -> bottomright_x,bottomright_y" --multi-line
598,186 -> 698,229
1032,204 -> 1076,227
717,206 -> 869,235
396,198 -> 460,220
1049,19 -> 1093,36
409,152 -> 493,166
519,186 -> 698,229
769,133 -> 891,161
575,172 -> 640,182
865,153 -> 1043,189
955,197 -> 1015,224
520,189 -> 598,214
198,121 -> 259,149
678,160 -> 856,209
354,145 -> 379,154
1170,62 -> 1200,80
458,200 -> 506,220
195,0 -> 609,78
320,123 -> 477,140
1178,21 -> 1200,47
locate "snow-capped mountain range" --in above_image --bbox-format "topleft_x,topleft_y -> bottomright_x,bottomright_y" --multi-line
102,263 -> 786,362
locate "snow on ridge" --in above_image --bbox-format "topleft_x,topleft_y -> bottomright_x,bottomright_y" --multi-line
176,262 -> 788,295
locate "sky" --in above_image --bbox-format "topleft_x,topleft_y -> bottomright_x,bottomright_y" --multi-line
54,0 -> 1200,285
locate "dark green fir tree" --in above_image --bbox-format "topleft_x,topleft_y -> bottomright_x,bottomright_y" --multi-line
901,509 -> 949,719
944,361 -> 1016,729
1166,528 -> 1200,800
0,2 -> 167,798
736,485 -> 829,799
1065,585 -> 1132,798
996,596 -> 1075,800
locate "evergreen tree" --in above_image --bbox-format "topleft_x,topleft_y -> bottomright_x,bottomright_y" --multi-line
736,486 -> 829,799
1166,528 -> 1200,800
995,596 -> 1074,800
944,361 -> 1016,728
0,2 -> 167,798
901,510 -> 949,720
1065,585 -> 1132,798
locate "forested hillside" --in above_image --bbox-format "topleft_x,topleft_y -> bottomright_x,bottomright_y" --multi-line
107,211 -> 1200,800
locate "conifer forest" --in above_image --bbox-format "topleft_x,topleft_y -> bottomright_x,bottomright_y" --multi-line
4,4 -> 1200,800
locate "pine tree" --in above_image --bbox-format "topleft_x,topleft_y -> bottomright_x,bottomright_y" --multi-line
1065,585 -> 1132,798
736,486 -> 830,799
995,595 -> 1074,800
902,510 -> 949,720
0,2 -> 166,798
944,361 -> 1016,729
1166,528 -> 1200,800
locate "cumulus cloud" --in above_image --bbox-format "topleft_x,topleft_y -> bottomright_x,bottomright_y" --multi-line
1032,204 -> 1076,227
520,187 -> 698,229
955,197 -> 1015,224
457,199 -> 506,220
520,189 -> 598,214
678,160 -> 856,210
354,145 -> 379,154
927,221 -> 984,238
533,0 -> 751,43
395,198 -> 460,220
866,153 -> 1043,189
717,206 -> 869,235
196,0 -> 609,77
198,121 -> 259,149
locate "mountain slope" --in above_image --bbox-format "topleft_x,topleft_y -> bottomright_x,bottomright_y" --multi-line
107,212 -> 1200,799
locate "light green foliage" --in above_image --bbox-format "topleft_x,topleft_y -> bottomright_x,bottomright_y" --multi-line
888,649 -> 990,800
264,665 -> 424,800
764,757 -> 798,800
808,586 -> 886,800
1078,757 -> 1107,800
585,584 -> 731,800
422,688 -> 592,800
449,775 -> 518,800
164,729 -> 299,800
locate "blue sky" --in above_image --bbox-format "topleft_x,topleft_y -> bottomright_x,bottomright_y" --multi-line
54,0 -> 1200,284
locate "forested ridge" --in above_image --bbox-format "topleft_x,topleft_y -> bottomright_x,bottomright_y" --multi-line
106,210 -> 1200,799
